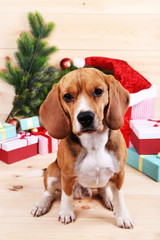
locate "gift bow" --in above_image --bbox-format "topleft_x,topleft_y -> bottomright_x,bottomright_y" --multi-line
0,131 -> 32,149
0,123 -> 9,128
147,119 -> 160,127
31,126 -> 46,135
19,132 -> 31,143
31,127 -> 52,153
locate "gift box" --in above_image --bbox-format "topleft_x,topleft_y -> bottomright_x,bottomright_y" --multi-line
20,116 -> 40,131
0,122 -> 16,141
130,119 -> 160,155
127,147 -> 160,182
0,132 -> 38,164
73,56 -> 157,147
31,127 -> 59,155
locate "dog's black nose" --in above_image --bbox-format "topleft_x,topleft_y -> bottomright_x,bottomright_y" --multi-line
77,111 -> 95,128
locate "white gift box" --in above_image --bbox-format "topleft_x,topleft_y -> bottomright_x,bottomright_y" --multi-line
130,119 -> 160,154
130,119 -> 160,139
0,133 -> 38,151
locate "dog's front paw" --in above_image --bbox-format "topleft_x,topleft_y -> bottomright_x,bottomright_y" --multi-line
104,197 -> 113,211
58,209 -> 75,224
31,195 -> 53,217
73,183 -> 92,199
116,215 -> 134,229
98,187 -> 113,211
31,199 -> 51,217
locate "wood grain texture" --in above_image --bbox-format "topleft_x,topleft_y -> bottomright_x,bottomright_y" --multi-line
0,14 -> 160,51
0,0 -> 160,14
0,154 -> 160,240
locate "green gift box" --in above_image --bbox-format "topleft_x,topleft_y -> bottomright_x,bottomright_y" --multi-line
0,122 -> 16,141
127,147 -> 160,182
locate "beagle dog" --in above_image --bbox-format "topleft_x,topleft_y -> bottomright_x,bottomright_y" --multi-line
31,68 -> 134,228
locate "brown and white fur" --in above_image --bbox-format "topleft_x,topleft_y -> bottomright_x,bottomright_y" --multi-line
31,68 -> 134,228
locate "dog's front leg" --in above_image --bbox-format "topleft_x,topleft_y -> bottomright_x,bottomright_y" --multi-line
110,181 -> 134,229
58,174 -> 75,224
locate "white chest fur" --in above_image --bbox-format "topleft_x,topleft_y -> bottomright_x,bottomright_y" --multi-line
74,129 -> 120,188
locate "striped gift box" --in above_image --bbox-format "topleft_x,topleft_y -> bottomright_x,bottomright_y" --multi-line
31,127 -> 59,155
130,85 -> 156,120
127,147 -> 160,182
0,122 -> 16,141
20,116 -> 40,131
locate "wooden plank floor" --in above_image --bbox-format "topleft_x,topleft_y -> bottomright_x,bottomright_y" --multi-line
0,153 -> 160,240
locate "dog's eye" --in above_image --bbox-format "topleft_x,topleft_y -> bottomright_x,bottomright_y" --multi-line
63,93 -> 74,103
93,88 -> 103,97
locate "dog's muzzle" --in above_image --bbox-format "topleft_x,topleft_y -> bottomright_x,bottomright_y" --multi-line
77,111 -> 95,130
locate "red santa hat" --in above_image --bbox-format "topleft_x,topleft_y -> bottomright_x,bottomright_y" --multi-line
73,56 -> 156,107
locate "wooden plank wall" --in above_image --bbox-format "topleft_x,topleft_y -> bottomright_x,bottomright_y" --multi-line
0,0 -> 160,121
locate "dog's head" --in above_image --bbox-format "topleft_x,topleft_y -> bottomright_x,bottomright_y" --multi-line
40,68 -> 130,139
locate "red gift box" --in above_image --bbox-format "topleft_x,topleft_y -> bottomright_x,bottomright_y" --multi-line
0,144 -> 37,164
130,119 -> 160,155
0,132 -> 38,164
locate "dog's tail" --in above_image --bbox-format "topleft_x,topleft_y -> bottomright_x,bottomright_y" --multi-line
25,168 -> 47,178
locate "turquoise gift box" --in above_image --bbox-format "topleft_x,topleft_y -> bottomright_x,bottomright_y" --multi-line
20,116 -> 40,131
127,147 -> 160,182
0,122 -> 16,141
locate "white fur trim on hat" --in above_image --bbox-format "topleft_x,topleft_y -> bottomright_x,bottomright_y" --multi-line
129,85 -> 157,107
73,58 -> 85,68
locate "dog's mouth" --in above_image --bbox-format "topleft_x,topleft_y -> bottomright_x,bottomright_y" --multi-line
75,125 -> 100,136
77,129 -> 96,136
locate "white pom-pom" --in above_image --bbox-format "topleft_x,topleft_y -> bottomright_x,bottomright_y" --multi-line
73,58 -> 85,68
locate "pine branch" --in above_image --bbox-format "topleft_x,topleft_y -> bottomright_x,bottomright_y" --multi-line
35,11 -> 45,35
17,32 -> 34,57
43,22 -> 54,38
30,55 -> 48,74
28,12 -> 39,38
36,41 -> 47,53
0,71 -> 10,83
0,11 -> 58,119
40,46 -> 57,57
27,35 -> 41,74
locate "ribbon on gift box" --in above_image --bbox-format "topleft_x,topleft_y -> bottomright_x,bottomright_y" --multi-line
19,132 -> 31,145
120,107 -> 132,147
147,119 -> 160,127
26,118 -> 34,129
0,131 -> 31,149
132,119 -> 160,128
138,156 -> 144,172
0,123 -> 10,140
31,127 -> 52,153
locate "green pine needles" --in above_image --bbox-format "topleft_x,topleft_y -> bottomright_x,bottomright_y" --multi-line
0,11 -> 61,119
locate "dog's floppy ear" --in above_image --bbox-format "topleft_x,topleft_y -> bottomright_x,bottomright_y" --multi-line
40,83 -> 71,139
105,75 -> 130,130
